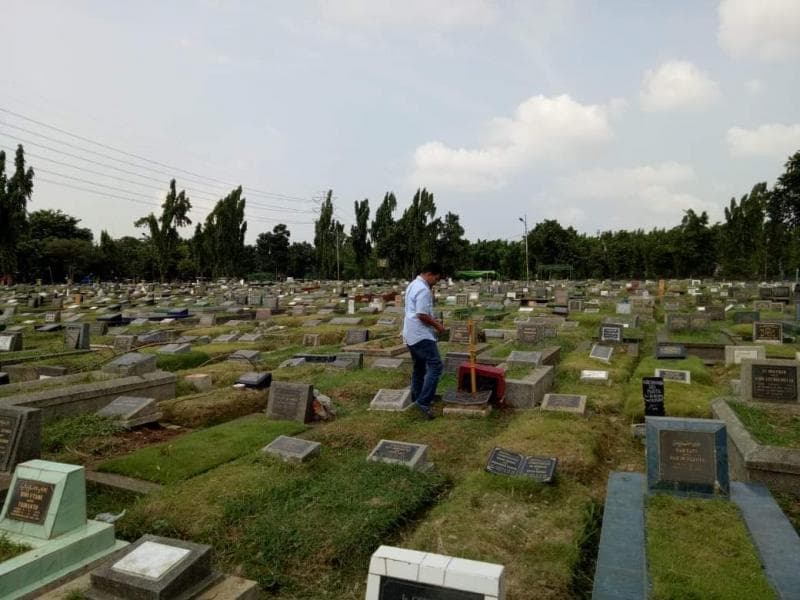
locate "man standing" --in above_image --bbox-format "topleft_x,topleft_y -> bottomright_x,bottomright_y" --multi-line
402,263 -> 445,419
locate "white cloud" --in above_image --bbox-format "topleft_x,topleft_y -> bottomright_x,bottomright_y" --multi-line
727,124 -> 800,158
555,162 -> 717,229
410,94 -> 614,192
745,79 -> 764,95
640,61 -> 720,111
718,0 -> 800,61
317,0 -> 497,30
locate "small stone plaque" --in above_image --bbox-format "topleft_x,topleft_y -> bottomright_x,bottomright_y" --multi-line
0,333 -> 22,352
599,324 -> 623,343
442,390 -> 493,406
656,343 -> 687,360
580,370 -> 609,383
372,357 -> 404,369
659,430 -> 716,485
507,350 -> 542,366
484,447 -> 557,483
753,321 -> 782,343
516,322 -> 540,344
344,328 -> 369,345
751,364 -> 797,401
64,323 -> 90,350
589,344 -> 613,363
7,478 -> 55,524
237,371 -> 272,389
112,541 -> 190,580
369,389 -> 413,411
642,377 -> 665,417
654,368 -> 691,384
367,439 -> 431,471
266,381 -> 314,423
263,435 -> 321,462
541,393 -> 587,415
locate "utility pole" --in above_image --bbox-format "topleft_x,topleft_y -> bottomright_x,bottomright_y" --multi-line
335,225 -> 340,282
519,215 -> 529,289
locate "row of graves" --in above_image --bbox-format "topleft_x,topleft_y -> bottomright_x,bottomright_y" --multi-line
0,278 -> 799,597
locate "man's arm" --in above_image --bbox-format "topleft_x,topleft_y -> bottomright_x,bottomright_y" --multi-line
418,313 -> 445,333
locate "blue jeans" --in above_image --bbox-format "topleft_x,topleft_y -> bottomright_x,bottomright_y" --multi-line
408,339 -> 443,408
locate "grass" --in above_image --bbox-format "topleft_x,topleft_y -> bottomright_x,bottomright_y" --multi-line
0,534 -> 31,562
98,414 -> 306,484
42,414 -> 123,454
647,494 -> 776,600
85,482 -> 143,521
729,401 -> 800,448
118,449 -> 448,597
160,387 -> 269,428
155,350 -> 210,371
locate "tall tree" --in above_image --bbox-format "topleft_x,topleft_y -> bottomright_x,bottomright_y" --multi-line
350,198 -> 371,278
435,212 -> 468,275
134,179 -> 191,282
255,224 -> 291,279
394,188 -> 438,277
0,145 -> 34,281
313,190 -> 337,279
202,186 -> 247,277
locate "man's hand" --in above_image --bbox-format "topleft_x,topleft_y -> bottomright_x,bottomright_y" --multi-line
418,313 -> 445,333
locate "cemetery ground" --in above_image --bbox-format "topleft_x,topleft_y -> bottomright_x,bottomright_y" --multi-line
1,283 -> 800,599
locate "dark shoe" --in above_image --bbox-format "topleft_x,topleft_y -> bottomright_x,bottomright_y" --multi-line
414,402 -> 436,420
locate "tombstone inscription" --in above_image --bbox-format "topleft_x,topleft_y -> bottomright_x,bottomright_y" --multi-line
367,439 -> 432,471
484,447 -> 557,483
741,359 -> 799,402
642,377 -> 665,417
266,381 -> 314,423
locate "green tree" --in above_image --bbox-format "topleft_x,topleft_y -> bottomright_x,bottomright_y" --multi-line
435,212 -> 468,275
350,198 -> 371,278
134,179 -> 192,282
201,186 -> 247,277
0,145 -> 34,281
286,241 -> 316,278
255,224 -> 291,279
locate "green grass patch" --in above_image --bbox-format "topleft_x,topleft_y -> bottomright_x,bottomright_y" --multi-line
0,533 -> 31,562
647,494 -> 776,600
42,414 -> 123,454
765,344 -> 800,358
155,350 -> 210,371
98,414 -> 305,484
119,449 -> 447,597
86,482 -> 143,521
729,401 -> 800,448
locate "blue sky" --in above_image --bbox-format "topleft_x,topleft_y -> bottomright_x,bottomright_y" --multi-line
1,0 -> 799,243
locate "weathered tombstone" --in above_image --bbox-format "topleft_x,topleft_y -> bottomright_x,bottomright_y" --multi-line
367,439 -> 432,471
506,350 -> 542,368
372,357 -> 404,369
344,328 -> 369,345
369,389 -> 413,412
44,311 -> 61,324
198,313 -> 217,327
228,349 -> 262,363
331,351 -> 363,370
654,368 -> 691,384
64,323 -> 90,350
645,416 -> 729,496
753,321 -> 782,344
449,321 -> 472,344
541,393 -> 587,415
590,344 -> 613,363
724,345 -> 765,365
266,381 -> 314,423
656,343 -> 687,360
96,396 -> 161,428
666,314 -> 690,331
484,447 -> 557,483
102,353 -> 157,377
516,322 -> 539,344
689,314 -> 710,330
599,324 -> 623,343
303,333 -> 321,347
740,358 -> 800,403
236,371 -> 272,389
734,311 -> 759,324
239,332 -> 263,343
568,299 -> 583,313
0,332 -> 22,352
365,546 -> 505,600
0,407 -> 40,472
157,343 -> 191,355
262,435 -> 321,462
642,377 -> 665,417
616,302 -> 631,315
580,369 -> 609,384
87,534 -> 218,599
705,305 -> 725,321
113,335 -> 137,353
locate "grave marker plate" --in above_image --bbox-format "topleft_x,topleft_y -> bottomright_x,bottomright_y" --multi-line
600,324 -> 623,343
369,389 -> 412,411
541,393 -> 587,415
367,439 -> 431,471
266,381 -> 313,423
378,577 -> 482,600
656,343 -> 687,360
7,478 -> 54,524
590,344 -> 613,363
753,321 -> 782,343
580,370 -> 609,383
654,368 -> 691,384
484,447 -> 557,483
750,363 -> 797,402
642,377 -> 665,417
263,435 -> 321,462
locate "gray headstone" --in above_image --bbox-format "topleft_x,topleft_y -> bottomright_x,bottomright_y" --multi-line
369,389 -> 413,412
266,381 -> 314,423
367,439 -> 432,471
262,435 -> 321,462
96,396 -> 160,428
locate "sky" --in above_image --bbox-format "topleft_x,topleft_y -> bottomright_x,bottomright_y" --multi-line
1,0 -> 799,244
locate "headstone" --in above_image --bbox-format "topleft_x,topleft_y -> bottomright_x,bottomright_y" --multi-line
642,377 -> 665,417
344,328 -> 369,345
656,343 -> 687,360
113,335 -> 137,353
654,368 -> 691,384
484,447 -> 557,483
369,389 -> 413,411
0,333 -> 22,352
580,370 -> 609,384
238,332 -> 263,342
228,349 -> 262,363
516,322 -> 540,344
506,351 -> 542,367
367,439 -> 432,471
645,416 -> 729,496
157,343 -> 191,355
303,333 -> 320,347
372,357 -> 404,369
449,322 -> 472,344
88,535 -> 218,599
666,314 -> 690,331
330,317 -> 362,326
65,323 -> 91,350
365,546 -> 504,600
262,435 -> 321,462
266,381 -> 314,423
599,324 -> 623,343
740,358 -> 800,403
331,351 -> 363,370
102,353 -> 157,377
540,393 -> 587,415
753,321 -> 782,344
0,407 -> 40,472
236,371 -> 272,389
185,373 -> 213,392
589,344 -> 613,363
616,302 -> 631,315
724,345 -> 766,365
96,396 -> 161,428
44,311 -> 61,323
198,314 -> 217,327
734,311 -> 759,324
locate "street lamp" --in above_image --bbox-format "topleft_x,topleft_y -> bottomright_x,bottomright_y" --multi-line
519,216 -> 529,289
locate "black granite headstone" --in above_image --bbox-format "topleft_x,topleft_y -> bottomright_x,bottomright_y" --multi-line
484,447 -> 557,483
642,377 -> 665,417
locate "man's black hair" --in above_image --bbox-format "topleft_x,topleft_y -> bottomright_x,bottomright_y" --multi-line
420,262 -> 444,276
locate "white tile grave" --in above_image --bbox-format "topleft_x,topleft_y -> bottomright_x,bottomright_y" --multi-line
112,541 -> 190,580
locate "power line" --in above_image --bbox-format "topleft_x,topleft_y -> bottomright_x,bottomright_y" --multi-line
0,106 -> 320,204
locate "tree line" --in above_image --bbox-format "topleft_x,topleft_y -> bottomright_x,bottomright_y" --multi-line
0,143 -> 798,283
